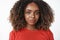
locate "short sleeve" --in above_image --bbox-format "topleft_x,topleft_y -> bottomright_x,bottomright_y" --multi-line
9,30 -> 16,40
47,29 -> 54,40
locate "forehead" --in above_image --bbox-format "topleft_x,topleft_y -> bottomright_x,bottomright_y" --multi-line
25,2 -> 39,11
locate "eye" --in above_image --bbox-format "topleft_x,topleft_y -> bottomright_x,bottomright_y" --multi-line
35,11 -> 40,15
25,11 -> 31,14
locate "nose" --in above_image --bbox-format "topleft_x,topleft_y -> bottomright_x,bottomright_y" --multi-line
31,13 -> 35,18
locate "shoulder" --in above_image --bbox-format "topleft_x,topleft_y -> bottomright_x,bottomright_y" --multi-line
46,29 -> 53,35
46,29 -> 54,40
10,30 -> 16,35
9,29 -> 25,35
40,29 -> 53,34
9,30 -> 17,38
9,30 -> 17,40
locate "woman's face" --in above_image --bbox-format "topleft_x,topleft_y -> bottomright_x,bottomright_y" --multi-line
24,2 -> 40,26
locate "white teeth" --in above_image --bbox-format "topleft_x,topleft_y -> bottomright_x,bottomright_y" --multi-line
29,18 -> 34,20
30,19 -> 34,20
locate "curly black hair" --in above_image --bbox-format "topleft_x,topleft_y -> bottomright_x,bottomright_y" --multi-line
9,0 -> 54,31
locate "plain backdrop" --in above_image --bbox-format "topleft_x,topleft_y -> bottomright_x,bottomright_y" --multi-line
0,0 -> 60,40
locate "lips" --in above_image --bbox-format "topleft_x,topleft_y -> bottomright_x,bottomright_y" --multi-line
29,20 -> 35,23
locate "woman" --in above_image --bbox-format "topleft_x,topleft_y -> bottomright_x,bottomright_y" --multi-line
9,0 -> 54,40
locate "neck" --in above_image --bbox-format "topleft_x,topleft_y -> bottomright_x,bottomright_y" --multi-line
25,24 -> 36,30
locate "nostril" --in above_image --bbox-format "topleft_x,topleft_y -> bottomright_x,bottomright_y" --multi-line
30,15 -> 34,18
32,16 -> 34,17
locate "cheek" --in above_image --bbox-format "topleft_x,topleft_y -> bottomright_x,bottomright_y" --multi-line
35,15 -> 39,20
24,14 -> 29,20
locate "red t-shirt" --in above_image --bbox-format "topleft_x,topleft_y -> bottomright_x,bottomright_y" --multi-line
9,28 -> 54,40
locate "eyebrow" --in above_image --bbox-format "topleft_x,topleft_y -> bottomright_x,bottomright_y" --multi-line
25,9 -> 39,11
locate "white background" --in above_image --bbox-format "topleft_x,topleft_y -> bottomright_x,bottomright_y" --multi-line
0,0 -> 60,40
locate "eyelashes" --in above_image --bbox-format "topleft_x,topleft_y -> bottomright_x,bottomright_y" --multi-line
25,12 -> 31,14
35,11 -> 40,15
25,11 -> 40,15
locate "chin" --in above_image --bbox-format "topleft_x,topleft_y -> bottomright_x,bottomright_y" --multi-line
28,23 -> 35,26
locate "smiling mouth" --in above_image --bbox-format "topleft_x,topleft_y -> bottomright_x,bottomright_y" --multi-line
29,20 -> 35,23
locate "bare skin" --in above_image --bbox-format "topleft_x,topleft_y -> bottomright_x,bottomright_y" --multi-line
24,2 -> 40,30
